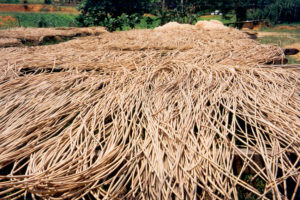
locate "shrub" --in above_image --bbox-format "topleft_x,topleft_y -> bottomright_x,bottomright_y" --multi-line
76,0 -> 151,31
38,17 -> 49,27
44,0 -> 52,4
247,0 -> 300,24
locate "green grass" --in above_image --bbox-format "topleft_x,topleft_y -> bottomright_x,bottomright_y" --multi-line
257,35 -> 300,47
286,55 -> 300,64
259,22 -> 300,33
0,12 -> 78,28
257,34 -> 300,64
256,23 -> 300,64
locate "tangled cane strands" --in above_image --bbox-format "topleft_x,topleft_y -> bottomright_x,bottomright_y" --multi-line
0,22 -> 299,199
0,22 -> 283,72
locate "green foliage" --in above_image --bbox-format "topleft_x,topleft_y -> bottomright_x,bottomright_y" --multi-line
257,34 -> 300,47
247,0 -> 300,24
0,12 -> 77,28
76,0 -> 300,30
76,0 -> 151,31
286,56 -> 300,64
153,5 -> 199,26
237,173 -> 272,200
44,0 -> 52,5
0,0 -> 20,3
38,16 -> 48,27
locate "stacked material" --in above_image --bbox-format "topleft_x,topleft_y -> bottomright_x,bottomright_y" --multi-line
0,27 -> 107,46
0,21 -> 284,71
0,38 -> 22,48
0,21 -> 299,200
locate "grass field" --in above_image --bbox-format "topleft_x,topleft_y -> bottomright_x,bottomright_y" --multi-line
0,12 -> 77,28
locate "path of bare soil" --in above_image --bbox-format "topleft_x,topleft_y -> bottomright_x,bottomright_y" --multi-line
0,16 -> 18,27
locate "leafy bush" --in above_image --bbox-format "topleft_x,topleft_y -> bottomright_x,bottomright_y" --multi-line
76,0 -> 151,31
44,0 -> 52,5
247,0 -> 300,24
0,0 -> 20,3
38,16 -> 48,27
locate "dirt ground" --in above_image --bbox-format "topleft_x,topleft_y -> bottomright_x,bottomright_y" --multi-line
0,4 -> 79,13
0,16 -> 18,28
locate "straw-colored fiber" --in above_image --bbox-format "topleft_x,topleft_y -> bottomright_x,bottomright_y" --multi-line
195,20 -> 228,30
0,21 -> 299,200
153,21 -> 195,31
0,38 -> 22,48
0,22 -> 284,72
0,27 -> 107,46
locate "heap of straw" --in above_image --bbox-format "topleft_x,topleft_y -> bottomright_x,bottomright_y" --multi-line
0,38 -> 22,48
0,21 -> 299,200
0,21 -> 283,71
0,27 -> 107,46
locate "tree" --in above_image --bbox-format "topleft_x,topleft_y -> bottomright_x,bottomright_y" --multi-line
186,0 -> 300,24
77,0 -> 152,31
44,0 -> 52,4
246,0 -> 300,23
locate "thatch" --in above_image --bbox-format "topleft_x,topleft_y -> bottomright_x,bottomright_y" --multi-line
0,38 -> 22,48
0,21 -> 299,200
0,22 -> 283,72
0,27 -> 107,46
195,20 -> 228,30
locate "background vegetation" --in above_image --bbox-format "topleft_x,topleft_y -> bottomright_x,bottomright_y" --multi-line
0,12 -> 77,27
0,0 -> 82,4
0,0 -> 299,30
76,0 -> 300,31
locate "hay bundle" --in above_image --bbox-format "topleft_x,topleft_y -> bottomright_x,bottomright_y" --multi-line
0,27 -> 107,46
0,22 -> 299,199
0,23 -> 283,71
153,21 -> 195,31
195,20 -> 228,30
0,38 -> 22,48
0,65 -> 299,200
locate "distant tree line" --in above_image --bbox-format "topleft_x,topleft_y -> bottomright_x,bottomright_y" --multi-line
76,0 -> 300,31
